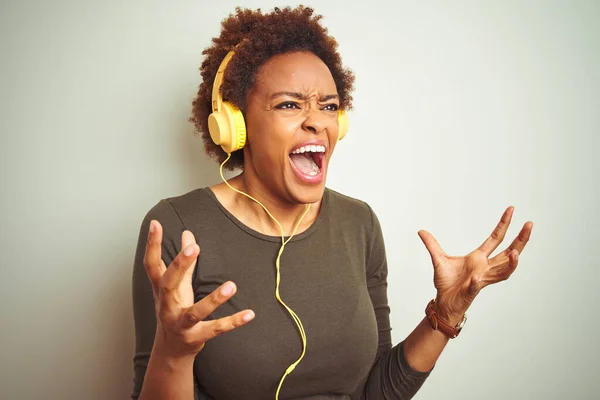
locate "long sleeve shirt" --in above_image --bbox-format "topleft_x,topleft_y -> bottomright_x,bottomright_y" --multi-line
131,187 -> 431,399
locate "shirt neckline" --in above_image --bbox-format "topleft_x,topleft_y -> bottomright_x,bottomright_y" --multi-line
202,186 -> 329,243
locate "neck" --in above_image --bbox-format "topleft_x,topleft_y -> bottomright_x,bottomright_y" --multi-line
225,172 -> 321,237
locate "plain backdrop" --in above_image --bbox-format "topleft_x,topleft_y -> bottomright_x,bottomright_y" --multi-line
1,1 -> 598,399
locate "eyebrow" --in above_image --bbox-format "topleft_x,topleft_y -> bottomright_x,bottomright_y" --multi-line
270,91 -> 339,102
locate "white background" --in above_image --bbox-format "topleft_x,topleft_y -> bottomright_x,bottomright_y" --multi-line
1,1 -> 598,399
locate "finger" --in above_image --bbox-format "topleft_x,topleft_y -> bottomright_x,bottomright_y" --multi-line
503,221 -> 533,255
181,230 -> 199,285
143,220 -> 166,288
199,309 -> 255,341
483,249 -> 519,287
181,230 -> 196,249
417,230 -> 446,267
478,207 -> 514,257
161,241 -> 200,292
182,281 -> 238,328
489,220 -> 533,266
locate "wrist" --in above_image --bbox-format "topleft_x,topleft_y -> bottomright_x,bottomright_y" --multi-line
151,331 -> 198,368
433,296 -> 469,326
434,307 -> 465,327
425,298 -> 468,339
150,343 -> 196,371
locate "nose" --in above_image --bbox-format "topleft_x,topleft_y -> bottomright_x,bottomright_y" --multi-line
301,108 -> 326,134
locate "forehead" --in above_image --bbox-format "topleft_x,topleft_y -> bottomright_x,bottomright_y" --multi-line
252,51 -> 337,96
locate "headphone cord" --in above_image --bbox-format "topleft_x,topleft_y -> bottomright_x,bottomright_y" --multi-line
219,154 -> 311,400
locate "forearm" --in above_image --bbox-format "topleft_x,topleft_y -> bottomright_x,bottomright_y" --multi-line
403,306 -> 465,373
138,346 -> 195,400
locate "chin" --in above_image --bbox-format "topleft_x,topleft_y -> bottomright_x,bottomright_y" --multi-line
283,165 -> 327,205
287,183 -> 326,205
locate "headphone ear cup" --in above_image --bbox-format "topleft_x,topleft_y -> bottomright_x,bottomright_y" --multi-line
337,110 -> 349,141
208,111 -> 228,149
225,102 -> 247,152
208,102 -> 246,154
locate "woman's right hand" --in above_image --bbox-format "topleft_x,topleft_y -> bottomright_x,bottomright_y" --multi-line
143,219 -> 255,360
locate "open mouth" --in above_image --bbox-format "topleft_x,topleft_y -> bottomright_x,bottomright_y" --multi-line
289,145 -> 325,177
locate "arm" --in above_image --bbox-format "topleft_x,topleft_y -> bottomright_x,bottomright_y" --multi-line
357,205 -> 533,398
352,206 -> 431,400
402,317 -> 452,373
131,200 -> 195,399
132,200 -> 255,399
138,348 -> 196,400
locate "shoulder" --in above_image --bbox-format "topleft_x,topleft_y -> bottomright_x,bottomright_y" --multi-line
324,188 -> 387,274
140,188 -> 218,245
143,187 -> 215,225
325,187 -> 378,228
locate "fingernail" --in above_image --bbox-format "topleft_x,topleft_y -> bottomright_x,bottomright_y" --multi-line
221,282 -> 233,296
183,244 -> 195,256
243,311 -> 255,322
149,221 -> 155,233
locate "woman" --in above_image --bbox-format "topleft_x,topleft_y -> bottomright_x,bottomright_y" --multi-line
131,6 -> 533,400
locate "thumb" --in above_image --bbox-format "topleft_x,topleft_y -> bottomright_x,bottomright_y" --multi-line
418,230 -> 446,267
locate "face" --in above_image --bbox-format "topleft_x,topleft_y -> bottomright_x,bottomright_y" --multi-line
243,51 -> 341,205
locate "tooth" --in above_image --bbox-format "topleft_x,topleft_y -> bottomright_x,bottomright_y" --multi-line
310,145 -> 316,152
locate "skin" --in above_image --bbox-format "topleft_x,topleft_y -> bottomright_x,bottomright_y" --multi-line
139,51 -> 534,399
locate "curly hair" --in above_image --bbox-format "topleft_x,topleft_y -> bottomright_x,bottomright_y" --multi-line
189,6 -> 355,171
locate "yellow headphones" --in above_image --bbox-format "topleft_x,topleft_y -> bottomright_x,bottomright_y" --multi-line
207,50 -> 349,154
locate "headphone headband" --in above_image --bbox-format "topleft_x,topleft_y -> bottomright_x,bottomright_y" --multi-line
211,50 -> 236,113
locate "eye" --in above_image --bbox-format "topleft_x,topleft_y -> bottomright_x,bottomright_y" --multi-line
275,101 -> 301,110
322,103 -> 339,112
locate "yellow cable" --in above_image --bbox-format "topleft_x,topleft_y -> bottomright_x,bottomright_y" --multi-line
219,154 -> 310,400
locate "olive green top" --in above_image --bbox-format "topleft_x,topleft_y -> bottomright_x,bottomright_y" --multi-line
132,187 -> 430,399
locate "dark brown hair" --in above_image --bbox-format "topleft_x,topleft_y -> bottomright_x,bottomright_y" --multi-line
189,6 -> 355,170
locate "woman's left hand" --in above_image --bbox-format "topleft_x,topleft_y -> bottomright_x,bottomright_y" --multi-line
417,206 -> 533,324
